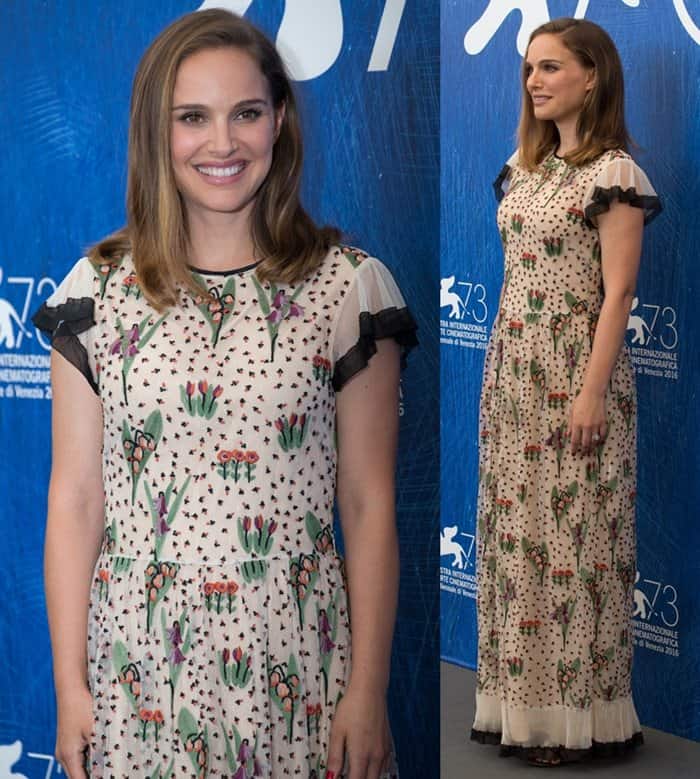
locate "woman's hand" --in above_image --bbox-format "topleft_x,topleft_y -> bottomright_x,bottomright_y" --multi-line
55,686 -> 93,779
568,389 -> 607,455
325,687 -> 393,779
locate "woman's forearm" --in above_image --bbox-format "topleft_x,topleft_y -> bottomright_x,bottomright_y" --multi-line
341,496 -> 399,695
581,291 -> 634,397
45,490 -> 104,696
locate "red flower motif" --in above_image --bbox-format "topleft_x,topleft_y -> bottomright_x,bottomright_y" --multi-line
245,451 -> 259,464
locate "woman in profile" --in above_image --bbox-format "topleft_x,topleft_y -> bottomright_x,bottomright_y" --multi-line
34,9 -> 416,778
471,18 -> 660,766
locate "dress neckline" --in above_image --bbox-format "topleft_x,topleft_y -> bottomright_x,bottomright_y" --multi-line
188,260 -> 260,277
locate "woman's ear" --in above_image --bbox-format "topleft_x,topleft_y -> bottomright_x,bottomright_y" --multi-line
585,67 -> 597,92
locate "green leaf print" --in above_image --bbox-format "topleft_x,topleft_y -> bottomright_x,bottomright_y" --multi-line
93,257 -> 122,299
550,482 -> 579,531
275,412 -> 310,450
522,536 -> 550,585
149,761 -> 174,779
178,708 -> 210,777
192,273 -> 236,347
221,722 -> 261,773
565,291 -> 588,315
529,359 -> 546,407
269,654 -> 302,742
122,410 -> 163,504
549,312 -> 571,353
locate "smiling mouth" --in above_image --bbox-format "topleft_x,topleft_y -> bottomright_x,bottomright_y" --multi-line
195,163 -> 247,178
531,96 -> 551,104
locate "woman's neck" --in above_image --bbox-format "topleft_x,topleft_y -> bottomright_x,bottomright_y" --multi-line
186,207 -> 257,272
554,116 -> 580,157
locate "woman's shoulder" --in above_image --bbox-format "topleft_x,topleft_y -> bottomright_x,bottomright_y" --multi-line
311,244 -> 387,286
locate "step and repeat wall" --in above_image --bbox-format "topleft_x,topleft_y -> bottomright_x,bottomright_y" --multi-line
0,2 -> 438,776
441,0 -> 700,741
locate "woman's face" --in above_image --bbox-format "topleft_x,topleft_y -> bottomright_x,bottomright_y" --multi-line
170,46 -> 284,224
524,33 -> 595,126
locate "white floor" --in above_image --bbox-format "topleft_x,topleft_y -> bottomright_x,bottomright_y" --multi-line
441,662 -> 700,778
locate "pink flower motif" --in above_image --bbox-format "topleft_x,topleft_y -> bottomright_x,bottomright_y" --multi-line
266,309 -> 283,325
272,290 -> 288,309
289,302 -> 303,317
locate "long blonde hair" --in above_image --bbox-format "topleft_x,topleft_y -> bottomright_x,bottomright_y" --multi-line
518,18 -> 630,170
89,9 -> 340,310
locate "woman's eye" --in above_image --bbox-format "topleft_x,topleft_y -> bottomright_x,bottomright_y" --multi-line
180,112 -> 205,124
544,64 -> 558,72
235,108 -> 262,121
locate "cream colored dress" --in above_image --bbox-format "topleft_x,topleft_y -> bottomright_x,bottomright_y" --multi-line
472,149 -> 660,759
34,246 -> 417,779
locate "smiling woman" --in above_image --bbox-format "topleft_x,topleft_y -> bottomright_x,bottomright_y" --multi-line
31,8 -> 417,779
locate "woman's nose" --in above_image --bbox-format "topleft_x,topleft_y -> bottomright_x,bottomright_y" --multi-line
208,117 -> 237,156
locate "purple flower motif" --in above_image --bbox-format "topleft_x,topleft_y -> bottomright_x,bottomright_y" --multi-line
109,338 -> 122,355
156,516 -> 170,536
288,302 -> 303,317
155,492 -> 167,520
272,290 -> 288,309
266,309 -> 283,325
167,622 -> 182,647
128,324 -> 140,343
168,646 -> 185,665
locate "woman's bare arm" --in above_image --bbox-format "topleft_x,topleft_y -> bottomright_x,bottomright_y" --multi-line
47,350 -> 104,777
326,338 -> 401,779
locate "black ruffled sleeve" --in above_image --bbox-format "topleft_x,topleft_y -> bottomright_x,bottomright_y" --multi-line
583,155 -> 662,228
31,258 -> 99,394
331,256 -> 418,392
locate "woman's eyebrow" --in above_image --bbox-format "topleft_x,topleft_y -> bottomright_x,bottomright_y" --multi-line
171,98 -> 269,111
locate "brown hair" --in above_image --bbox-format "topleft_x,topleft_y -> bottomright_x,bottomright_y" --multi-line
517,18 -> 630,170
89,9 -> 340,310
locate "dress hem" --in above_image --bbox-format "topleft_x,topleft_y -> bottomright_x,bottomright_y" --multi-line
470,727 -> 644,763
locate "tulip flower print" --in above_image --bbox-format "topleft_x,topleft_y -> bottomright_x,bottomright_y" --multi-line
97,568 -> 109,601
551,596 -> 577,650
252,277 -> 305,362
144,476 -> 191,561
275,412 -> 310,451
122,410 -> 163,504
551,568 -> 575,588
543,235 -> 564,257
145,560 -> 179,632
556,657 -> 581,704
520,251 -> 537,270
510,213 -> 524,233
269,655 -> 302,741
162,609 -> 191,715
565,206 -> 585,226
518,619 -> 541,637
549,311 -> 571,353
546,422 -> 568,477
525,289 -> 546,323
178,708 -> 210,777
500,226 -> 508,248
507,319 -> 523,338
550,481 -> 578,530
180,380 -> 224,419
499,532 -> 517,553
191,273 -> 236,347
562,338 -> 583,389
110,313 -> 167,403
312,354 -> 332,385
507,656 -> 524,677
219,646 -> 253,688
121,272 -> 141,299
522,536 -> 550,585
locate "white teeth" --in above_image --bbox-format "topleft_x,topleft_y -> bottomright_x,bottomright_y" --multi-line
197,164 -> 245,177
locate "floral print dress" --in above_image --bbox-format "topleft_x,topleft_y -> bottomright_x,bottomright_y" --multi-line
471,149 -> 661,759
33,246 -> 417,779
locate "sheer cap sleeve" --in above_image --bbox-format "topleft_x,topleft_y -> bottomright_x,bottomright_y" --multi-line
493,150 -> 520,203
583,153 -> 662,228
31,256 -> 99,393
330,254 -> 418,392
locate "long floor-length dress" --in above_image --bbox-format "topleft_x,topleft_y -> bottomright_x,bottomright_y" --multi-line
471,148 -> 661,758
34,245 -> 417,778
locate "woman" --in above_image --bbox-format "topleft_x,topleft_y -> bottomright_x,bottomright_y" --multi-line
33,10 -> 417,778
471,18 -> 661,765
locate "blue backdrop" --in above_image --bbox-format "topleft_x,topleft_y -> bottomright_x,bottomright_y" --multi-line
0,2 -> 439,776
440,0 -> 700,741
